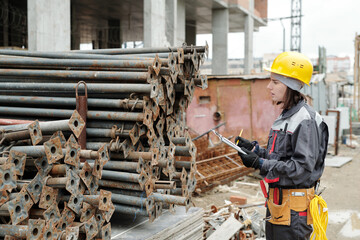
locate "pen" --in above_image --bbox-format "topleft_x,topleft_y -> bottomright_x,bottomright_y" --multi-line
235,129 -> 243,145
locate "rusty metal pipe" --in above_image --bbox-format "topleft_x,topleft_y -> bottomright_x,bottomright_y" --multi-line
0,49 -> 165,61
0,57 -> 156,70
0,95 -> 144,110
0,82 -> 152,93
155,181 -> 176,190
71,46 -> 207,55
0,106 -> 145,121
0,119 -> 72,133
101,170 -> 144,183
84,160 -> 140,173
150,193 -> 190,206
114,203 -> 150,216
111,193 -> 150,208
46,177 -> 67,187
86,128 -> 131,138
98,180 -> 143,191
0,69 -> 148,82
0,224 -> 28,238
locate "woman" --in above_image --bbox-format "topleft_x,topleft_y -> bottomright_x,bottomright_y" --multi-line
235,52 -> 329,240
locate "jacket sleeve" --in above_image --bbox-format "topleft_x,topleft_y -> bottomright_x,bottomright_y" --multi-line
260,119 -> 319,186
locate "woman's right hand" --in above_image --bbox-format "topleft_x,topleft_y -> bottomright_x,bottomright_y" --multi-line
234,136 -> 254,151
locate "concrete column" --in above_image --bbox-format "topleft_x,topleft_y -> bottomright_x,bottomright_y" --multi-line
212,8 -> 229,75
185,20 -> 196,45
244,0 -> 254,75
27,0 -> 71,51
71,3 -> 80,50
144,0 -> 168,47
165,0 -> 177,46
176,0 -> 186,45
165,0 -> 185,46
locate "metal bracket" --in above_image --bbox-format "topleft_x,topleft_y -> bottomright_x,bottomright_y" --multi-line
62,202 -> 76,223
17,184 -> 34,212
138,170 -> 148,190
177,48 -> 185,64
50,131 -> 67,147
120,139 -> 133,159
151,99 -> 160,121
9,150 -> 26,176
145,195 -> 155,213
148,206 -> 156,223
166,117 -> 175,132
98,190 -> 112,212
79,161 -> 93,192
26,173 -> 44,204
137,157 -> 145,173
0,190 -> 9,207
0,163 -> 17,192
65,169 -> 80,195
143,108 -> 153,128
67,193 -> 84,214
155,202 -> 163,218
152,54 -> 162,76
166,99 -> 174,115
95,212 -> 105,230
191,49 -> 199,71
99,223 -> 111,240
144,178 -> 154,197
100,201 -> 115,223
156,118 -> 165,136
92,157 -> 103,180
39,185 -> 58,210
28,120 -> 43,146
84,216 -> 99,240
129,124 -> 140,145
68,110 -> 86,139
7,194 -> 28,225
65,227 -> 79,240
28,219 -> 45,240
42,220 -> 59,240
64,142 -> 81,167
44,137 -> 64,164
150,80 -> 159,99
80,202 -> 96,223
43,204 -> 61,225
35,157 -> 53,177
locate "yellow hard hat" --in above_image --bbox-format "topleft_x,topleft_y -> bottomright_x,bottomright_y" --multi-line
265,51 -> 313,85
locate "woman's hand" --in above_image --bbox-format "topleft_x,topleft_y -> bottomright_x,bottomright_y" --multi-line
234,136 -> 254,151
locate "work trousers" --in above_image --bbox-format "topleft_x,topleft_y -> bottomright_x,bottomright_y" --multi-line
265,209 -> 312,240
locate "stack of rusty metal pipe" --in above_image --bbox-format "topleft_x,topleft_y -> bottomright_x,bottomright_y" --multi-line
0,44 -> 208,239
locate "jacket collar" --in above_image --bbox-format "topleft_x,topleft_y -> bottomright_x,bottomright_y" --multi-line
280,100 -> 306,119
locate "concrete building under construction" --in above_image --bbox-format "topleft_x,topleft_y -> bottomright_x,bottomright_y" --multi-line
0,0 -> 267,75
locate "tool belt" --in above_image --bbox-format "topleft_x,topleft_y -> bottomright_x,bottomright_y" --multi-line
267,187 -> 315,226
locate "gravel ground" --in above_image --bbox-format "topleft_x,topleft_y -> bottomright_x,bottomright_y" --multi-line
192,144 -> 360,239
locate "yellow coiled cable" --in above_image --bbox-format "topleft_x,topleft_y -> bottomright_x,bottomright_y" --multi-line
310,195 -> 328,240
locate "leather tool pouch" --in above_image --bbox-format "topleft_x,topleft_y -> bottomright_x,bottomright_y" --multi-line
268,189 -> 291,225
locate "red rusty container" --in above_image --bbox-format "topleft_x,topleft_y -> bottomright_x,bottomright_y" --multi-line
186,75 -> 282,145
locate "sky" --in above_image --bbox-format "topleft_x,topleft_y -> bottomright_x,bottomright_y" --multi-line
196,0 -> 360,60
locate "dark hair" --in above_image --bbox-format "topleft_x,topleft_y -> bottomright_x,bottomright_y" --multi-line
280,87 -> 306,109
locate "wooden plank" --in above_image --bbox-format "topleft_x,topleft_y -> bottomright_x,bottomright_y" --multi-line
207,215 -> 243,240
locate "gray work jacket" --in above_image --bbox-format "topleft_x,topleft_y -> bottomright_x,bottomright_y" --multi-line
256,100 -> 329,188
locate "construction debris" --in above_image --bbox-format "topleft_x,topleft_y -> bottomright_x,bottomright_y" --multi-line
0,44 -> 208,239
204,202 -> 265,239
191,131 -> 254,193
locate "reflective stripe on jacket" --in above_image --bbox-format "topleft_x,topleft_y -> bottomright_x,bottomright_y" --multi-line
257,100 -> 329,188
